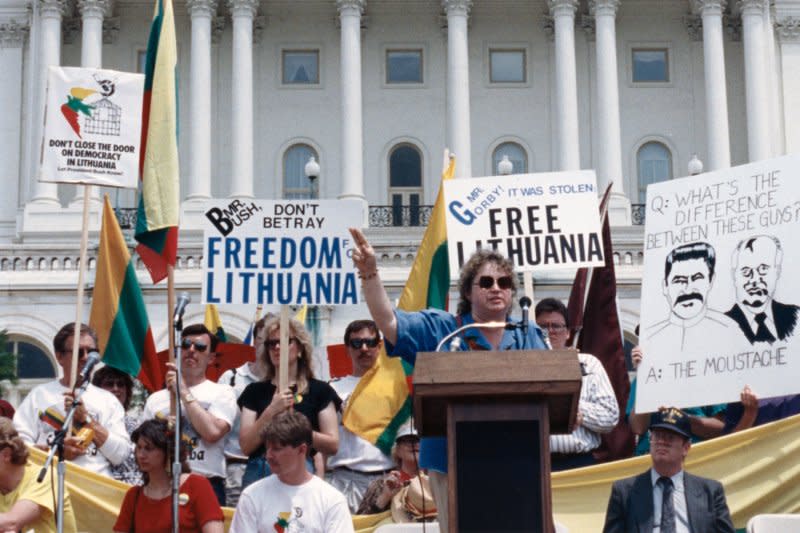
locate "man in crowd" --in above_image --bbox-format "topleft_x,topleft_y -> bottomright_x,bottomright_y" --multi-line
327,319 -> 396,513
534,298 -> 619,470
143,323 -> 237,505
13,322 -> 129,477
725,235 -> 799,344
230,411 -> 354,533
648,242 -> 734,351
350,227 -> 548,532
603,409 -> 735,533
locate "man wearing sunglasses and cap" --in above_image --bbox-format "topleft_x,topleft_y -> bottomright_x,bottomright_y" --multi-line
350,228 -> 549,531
143,323 -> 238,506
326,319 -> 396,513
603,408 -> 734,533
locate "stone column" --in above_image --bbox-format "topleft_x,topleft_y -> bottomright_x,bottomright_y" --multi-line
187,0 -> 216,202
227,0 -> 258,198
31,0 -> 69,204
337,0 -> 366,201
776,17 -> 800,154
549,0 -> 580,171
72,0 -> 109,205
739,0 -> 770,162
0,19 -> 29,236
442,0 -> 472,178
698,0 -> 732,170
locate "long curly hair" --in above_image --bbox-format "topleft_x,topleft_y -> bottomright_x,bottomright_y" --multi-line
0,417 -> 28,465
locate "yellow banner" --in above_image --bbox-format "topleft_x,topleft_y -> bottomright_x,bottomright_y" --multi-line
30,414 -> 800,531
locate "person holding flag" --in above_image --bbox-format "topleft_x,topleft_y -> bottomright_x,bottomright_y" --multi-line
349,228 -> 548,531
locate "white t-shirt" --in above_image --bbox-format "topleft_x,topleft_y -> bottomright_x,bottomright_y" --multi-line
230,475 -> 354,533
143,379 -> 237,478
12,380 -> 130,477
217,363 -> 259,460
327,376 -> 394,471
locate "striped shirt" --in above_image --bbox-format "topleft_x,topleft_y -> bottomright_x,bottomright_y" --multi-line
550,352 -> 619,454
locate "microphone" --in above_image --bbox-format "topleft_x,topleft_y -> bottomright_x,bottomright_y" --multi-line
173,291 -> 191,322
449,336 -> 462,351
78,351 -> 101,385
519,296 -> 532,337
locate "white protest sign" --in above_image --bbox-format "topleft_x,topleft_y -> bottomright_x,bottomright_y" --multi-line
442,171 -> 605,275
201,199 -> 364,305
39,66 -> 143,188
637,154 -> 800,413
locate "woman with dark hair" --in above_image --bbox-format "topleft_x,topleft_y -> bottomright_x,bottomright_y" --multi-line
92,366 -> 142,485
113,419 -> 223,533
238,315 -> 340,488
0,417 -> 77,533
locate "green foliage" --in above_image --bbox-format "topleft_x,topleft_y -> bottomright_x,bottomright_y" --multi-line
0,330 -> 18,396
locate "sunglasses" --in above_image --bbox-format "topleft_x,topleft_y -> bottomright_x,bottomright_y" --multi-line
474,275 -> 514,290
181,339 -> 209,352
100,379 -> 127,389
58,348 -> 93,358
266,337 -> 299,350
348,338 -> 380,350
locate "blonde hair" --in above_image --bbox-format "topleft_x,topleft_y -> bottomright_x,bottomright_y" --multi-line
0,417 -> 29,465
256,315 -> 315,393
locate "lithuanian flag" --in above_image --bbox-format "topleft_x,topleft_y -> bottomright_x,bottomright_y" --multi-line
204,304 -> 227,342
135,0 -> 179,284
343,153 -> 455,454
91,196 -> 161,392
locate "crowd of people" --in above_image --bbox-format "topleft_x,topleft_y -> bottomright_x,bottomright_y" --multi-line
0,228 -> 798,532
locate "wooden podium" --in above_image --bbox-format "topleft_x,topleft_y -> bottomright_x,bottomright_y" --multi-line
413,349 -> 582,533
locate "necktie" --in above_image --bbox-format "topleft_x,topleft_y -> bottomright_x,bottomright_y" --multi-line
658,476 -> 676,533
754,312 -> 776,343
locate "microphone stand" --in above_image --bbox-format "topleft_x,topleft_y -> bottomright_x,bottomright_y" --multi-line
172,313 -> 184,533
37,375 -> 92,533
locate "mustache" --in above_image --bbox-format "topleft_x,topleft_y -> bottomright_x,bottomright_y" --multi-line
675,293 -> 703,305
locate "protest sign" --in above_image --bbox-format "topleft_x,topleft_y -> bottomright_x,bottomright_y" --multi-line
442,171 -> 605,275
201,199 -> 364,305
40,66 -> 143,188
637,154 -> 800,413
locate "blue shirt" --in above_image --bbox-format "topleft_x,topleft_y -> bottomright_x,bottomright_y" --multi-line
386,308 -> 549,472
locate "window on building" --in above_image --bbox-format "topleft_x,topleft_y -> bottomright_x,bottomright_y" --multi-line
632,48 -> 669,83
492,142 -> 528,175
386,49 -> 423,83
5,337 -> 56,379
389,144 -> 423,226
283,144 -> 318,199
489,49 -> 526,83
637,142 -> 672,203
282,50 -> 320,84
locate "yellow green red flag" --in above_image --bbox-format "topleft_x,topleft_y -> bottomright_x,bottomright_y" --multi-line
343,153 -> 455,453
90,196 -> 161,392
204,304 -> 227,342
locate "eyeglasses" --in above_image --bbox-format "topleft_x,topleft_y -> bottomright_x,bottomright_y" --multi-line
100,379 -> 127,389
537,322 -> 568,333
181,339 -> 209,352
348,338 -> 380,350
58,348 -> 93,358
266,337 -> 299,350
474,275 -> 514,290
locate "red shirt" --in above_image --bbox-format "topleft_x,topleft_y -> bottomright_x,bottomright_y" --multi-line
113,474 -> 223,533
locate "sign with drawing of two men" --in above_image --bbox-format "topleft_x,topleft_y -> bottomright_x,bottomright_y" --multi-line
637,153 -> 800,413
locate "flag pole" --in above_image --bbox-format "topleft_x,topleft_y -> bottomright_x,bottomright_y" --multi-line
70,185 -> 93,391
279,305 -> 290,392
167,266 -> 176,414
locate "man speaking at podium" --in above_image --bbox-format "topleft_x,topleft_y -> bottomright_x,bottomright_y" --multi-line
350,228 -> 548,531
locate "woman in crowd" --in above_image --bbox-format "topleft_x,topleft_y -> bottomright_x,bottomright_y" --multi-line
92,365 -> 141,485
113,419 -> 223,533
238,315 -> 340,488
356,426 -> 422,515
0,417 -> 77,533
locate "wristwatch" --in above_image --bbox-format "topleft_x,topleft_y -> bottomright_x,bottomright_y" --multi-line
183,392 -> 197,404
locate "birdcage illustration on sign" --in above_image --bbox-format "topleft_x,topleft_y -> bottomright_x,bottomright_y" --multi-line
84,97 -> 121,136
